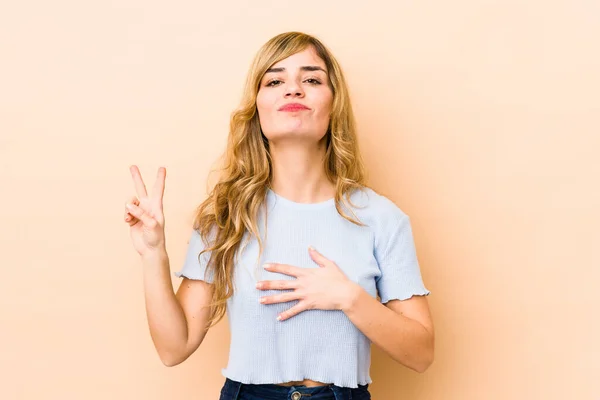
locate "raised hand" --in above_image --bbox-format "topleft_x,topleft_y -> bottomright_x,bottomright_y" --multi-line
124,165 -> 167,256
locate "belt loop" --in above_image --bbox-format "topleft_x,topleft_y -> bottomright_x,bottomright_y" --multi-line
329,385 -> 352,400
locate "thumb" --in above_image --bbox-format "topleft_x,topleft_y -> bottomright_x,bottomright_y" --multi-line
308,246 -> 329,268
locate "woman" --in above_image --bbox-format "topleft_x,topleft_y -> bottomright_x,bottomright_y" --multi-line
124,31 -> 434,400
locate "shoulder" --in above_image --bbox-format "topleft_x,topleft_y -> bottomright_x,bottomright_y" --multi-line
346,186 -> 409,224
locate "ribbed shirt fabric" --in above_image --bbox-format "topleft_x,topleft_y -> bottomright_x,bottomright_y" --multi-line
174,187 -> 430,388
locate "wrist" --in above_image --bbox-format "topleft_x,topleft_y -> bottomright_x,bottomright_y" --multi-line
141,246 -> 168,263
340,281 -> 362,312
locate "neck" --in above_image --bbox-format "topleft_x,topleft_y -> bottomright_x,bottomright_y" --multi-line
268,140 -> 335,203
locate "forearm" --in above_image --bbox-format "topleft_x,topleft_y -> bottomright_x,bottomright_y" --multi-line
342,284 -> 434,372
141,249 -> 189,364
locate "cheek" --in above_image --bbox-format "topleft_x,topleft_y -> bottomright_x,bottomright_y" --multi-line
256,91 -> 277,118
316,93 -> 333,119
256,93 -> 281,135
256,92 -> 266,113
318,88 -> 333,110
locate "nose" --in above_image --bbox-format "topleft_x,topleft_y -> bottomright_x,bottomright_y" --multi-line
284,80 -> 305,98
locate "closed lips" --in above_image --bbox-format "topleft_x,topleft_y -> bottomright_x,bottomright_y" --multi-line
279,103 -> 310,111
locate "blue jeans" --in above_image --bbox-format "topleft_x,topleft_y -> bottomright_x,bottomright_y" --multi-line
219,378 -> 371,400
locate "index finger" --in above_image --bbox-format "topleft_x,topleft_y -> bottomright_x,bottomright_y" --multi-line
264,263 -> 303,277
129,165 -> 148,198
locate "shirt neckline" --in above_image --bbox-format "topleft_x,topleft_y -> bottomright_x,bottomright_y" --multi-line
267,188 -> 336,210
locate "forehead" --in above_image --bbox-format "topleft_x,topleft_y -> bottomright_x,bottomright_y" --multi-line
269,46 -> 327,71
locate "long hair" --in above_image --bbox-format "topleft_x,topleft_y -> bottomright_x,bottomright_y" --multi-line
193,31 -> 368,329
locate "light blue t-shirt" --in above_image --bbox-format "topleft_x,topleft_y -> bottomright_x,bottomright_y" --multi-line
174,187 -> 430,388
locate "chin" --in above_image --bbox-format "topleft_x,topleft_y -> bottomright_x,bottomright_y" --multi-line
264,130 -> 326,143
264,123 -> 327,138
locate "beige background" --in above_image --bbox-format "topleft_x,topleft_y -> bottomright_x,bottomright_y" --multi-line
1,0 -> 598,399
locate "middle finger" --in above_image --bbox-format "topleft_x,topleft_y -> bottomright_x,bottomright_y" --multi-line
256,280 -> 297,290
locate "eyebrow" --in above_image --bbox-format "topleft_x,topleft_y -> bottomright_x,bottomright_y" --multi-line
265,65 -> 327,74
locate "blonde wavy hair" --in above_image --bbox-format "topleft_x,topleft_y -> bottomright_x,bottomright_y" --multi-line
193,31 -> 369,329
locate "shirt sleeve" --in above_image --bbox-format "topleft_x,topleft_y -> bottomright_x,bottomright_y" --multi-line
374,212 -> 430,303
173,228 -> 215,284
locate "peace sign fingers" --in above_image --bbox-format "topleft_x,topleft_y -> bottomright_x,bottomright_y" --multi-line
126,165 -> 167,256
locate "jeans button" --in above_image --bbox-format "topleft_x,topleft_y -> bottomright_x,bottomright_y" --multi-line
291,391 -> 301,400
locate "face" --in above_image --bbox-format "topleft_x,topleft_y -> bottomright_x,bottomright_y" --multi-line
256,46 -> 333,143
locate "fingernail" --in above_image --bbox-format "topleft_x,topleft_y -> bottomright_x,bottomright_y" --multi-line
263,263 -> 271,269
126,203 -> 134,209
308,246 -> 315,252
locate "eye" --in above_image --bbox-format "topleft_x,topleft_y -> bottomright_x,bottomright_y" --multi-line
265,78 -> 322,87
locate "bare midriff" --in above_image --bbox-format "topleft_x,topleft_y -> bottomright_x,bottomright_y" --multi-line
275,379 -> 332,387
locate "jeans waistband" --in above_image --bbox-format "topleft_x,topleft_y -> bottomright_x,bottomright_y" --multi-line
220,377 -> 370,400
